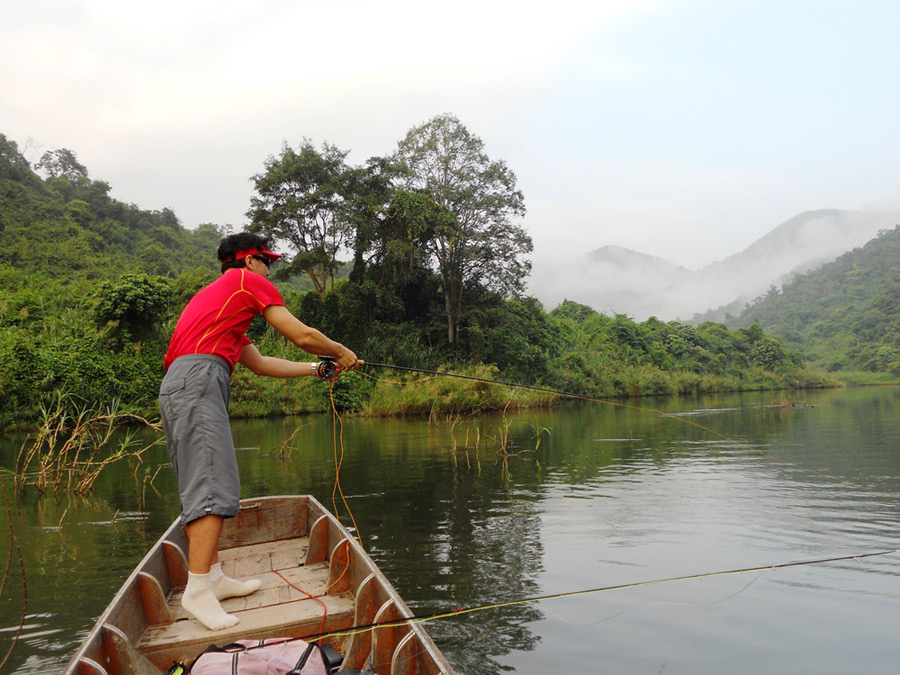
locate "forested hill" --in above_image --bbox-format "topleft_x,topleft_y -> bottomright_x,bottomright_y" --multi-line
0,131 -> 831,430
0,135 -> 221,278
728,225 -> 900,373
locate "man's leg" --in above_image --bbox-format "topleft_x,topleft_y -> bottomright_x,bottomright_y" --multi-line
181,514 -> 239,630
186,514 -> 223,573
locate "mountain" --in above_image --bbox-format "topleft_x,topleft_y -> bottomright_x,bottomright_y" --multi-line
724,225 -> 900,373
529,210 -> 900,321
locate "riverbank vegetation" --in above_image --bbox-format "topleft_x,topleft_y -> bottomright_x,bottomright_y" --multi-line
0,126 -> 836,433
723,225 -> 900,377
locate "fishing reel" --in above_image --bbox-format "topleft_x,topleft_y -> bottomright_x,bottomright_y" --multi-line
314,356 -> 338,380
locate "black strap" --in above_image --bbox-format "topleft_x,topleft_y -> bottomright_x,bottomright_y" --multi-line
288,643 -> 318,675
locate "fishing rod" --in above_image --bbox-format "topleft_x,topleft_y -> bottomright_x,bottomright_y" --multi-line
322,358 -> 572,399
292,549 -> 898,644
362,361 -> 575,398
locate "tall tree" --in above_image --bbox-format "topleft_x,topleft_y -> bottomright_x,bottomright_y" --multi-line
36,148 -> 89,180
247,140 -> 352,300
393,114 -> 531,343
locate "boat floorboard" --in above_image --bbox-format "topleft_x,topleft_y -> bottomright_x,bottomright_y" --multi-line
139,594 -> 356,666
139,535 -> 354,665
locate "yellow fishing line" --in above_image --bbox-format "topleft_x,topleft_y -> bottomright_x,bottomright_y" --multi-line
306,549 -> 897,643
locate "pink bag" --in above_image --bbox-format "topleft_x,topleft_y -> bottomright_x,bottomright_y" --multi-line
189,638 -> 338,675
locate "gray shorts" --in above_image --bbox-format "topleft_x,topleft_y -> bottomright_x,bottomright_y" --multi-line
159,355 -> 240,525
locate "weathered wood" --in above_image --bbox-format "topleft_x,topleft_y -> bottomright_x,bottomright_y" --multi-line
372,601 -> 411,674
104,581 -> 153,646
329,538 -> 351,593
63,495 -> 455,675
161,541 -> 188,589
342,573 -> 378,670
137,573 -> 173,626
102,623 -> 157,675
391,630 -> 421,675
76,658 -> 109,675
305,513 -> 330,564
139,594 -> 356,669
168,560 -> 332,619
219,496 -> 309,549
218,536 -> 309,579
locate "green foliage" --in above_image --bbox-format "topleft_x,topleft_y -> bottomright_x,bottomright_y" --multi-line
392,114 -> 531,343
730,225 -> 900,373
364,364 -> 551,417
0,130 -> 832,431
95,274 -> 173,342
0,137 -> 224,428
248,139 -> 357,299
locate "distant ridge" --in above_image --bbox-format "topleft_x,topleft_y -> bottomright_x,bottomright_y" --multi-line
530,210 -> 900,321
722,224 -> 900,372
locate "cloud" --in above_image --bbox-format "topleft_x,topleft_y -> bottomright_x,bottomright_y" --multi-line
3,0 -> 899,274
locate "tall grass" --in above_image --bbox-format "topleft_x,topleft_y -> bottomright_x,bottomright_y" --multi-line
14,393 -> 162,496
361,363 -> 556,417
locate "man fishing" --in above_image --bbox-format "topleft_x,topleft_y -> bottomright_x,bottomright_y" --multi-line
159,231 -> 359,631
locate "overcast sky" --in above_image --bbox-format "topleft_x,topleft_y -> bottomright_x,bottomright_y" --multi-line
4,0 -> 900,278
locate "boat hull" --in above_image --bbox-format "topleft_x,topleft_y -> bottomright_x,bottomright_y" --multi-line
62,495 -> 454,675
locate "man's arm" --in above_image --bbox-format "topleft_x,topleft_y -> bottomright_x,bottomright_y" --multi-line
261,305 -> 359,369
238,343 -> 317,378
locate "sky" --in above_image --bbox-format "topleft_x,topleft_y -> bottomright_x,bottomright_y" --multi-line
4,0 -> 900,292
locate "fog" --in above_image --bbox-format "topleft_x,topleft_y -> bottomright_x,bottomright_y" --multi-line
527,210 -> 900,321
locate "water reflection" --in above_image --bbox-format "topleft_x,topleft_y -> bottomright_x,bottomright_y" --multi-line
3,387 -> 900,673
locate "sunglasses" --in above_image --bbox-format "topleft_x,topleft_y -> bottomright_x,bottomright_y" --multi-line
252,255 -> 272,267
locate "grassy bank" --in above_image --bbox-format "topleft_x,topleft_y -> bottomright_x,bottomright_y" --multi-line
228,359 -> 840,421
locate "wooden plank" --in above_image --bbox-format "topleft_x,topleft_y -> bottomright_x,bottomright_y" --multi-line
218,538 -> 309,579
103,581 -> 151,645
138,593 -> 356,670
372,601 -> 410,675
75,658 -> 109,675
167,562 -> 332,620
328,539 -> 351,593
103,623 -> 158,675
139,548 -> 175,598
219,496 -> 309,549
348,541 -> 378,595
391,630 -> 420,675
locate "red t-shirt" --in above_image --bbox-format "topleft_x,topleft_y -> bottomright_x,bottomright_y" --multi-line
164,268 -> 284,371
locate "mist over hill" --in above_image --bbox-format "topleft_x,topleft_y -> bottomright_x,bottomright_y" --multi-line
528,210 -> 900,321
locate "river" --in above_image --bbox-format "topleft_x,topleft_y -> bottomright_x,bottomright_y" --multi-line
2,385 -> 900,673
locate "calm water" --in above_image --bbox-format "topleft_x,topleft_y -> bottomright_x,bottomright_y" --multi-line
2,386 -> 900,674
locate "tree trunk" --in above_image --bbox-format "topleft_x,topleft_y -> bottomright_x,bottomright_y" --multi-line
444,272 -> 462,344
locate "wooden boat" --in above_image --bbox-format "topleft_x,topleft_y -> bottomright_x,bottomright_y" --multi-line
63,495 -> 455,674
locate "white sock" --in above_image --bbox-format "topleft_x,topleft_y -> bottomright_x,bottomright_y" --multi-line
182,571 -> 240,631
210,562 -> 261,601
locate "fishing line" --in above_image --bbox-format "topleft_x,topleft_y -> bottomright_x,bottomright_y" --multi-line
361,362 -> 868,489
327,382 -> 362,547
582,570 -> 767,628
275,364 -> 897,666
296,549 -> 898,644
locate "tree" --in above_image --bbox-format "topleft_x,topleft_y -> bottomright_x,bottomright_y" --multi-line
36,148 -> 88,180
247,140 -> 352,300
342,156 -> 399,284
393,114 -> 531,343
377,190 -> 454,288
95,273 -> 173,343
